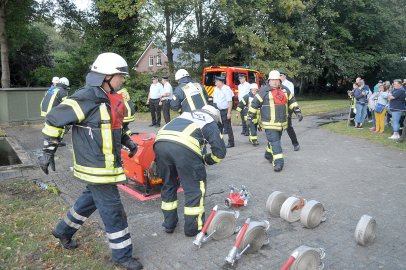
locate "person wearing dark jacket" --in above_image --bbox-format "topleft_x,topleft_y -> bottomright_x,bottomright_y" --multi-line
40,77 -> 69,117
353,80 -> 370,128
38,53 -> 143,270
170,69 -> 209,112
236,83 -> 260,146
154,105 -> 226,237
388,80 -> 406,140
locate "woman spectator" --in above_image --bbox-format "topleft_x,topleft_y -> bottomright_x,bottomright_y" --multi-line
353,80 -> 369,128
373,84 -> 388,133
387,79 -> 406,139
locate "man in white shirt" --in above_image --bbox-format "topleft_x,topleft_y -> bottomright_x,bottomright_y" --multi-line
213,76 -> 235,148
160,76 -> 173,124
237,73 -> 251,136
280,71 -> 300,151
147,75 -> 164,127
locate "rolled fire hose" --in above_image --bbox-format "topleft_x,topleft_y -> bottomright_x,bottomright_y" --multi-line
280,196 -> 306,223
266,191 -> 288,217
355,215 -> 376,246
300,200 -> 326,229
237,220 -> 270,254
206,210 -> 239,240
281,245 -> 325,270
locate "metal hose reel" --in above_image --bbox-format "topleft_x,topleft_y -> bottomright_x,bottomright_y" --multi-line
206,210 -> 239,240
355,215 -> 376,246
280,196 -> 306,223
266,191 -> 288,217
300,200 -> 326,229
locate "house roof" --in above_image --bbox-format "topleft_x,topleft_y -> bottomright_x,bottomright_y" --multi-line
134,41 -> 168,67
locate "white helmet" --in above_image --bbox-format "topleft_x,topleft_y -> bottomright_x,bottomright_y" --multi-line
52,77 -> 60,83
59,77 -> 70,86
250,83 -> 259,90
175,69 -> 189,81
201,105 -> 221,123
90,52 -> 129,75
268,70 -> 280,80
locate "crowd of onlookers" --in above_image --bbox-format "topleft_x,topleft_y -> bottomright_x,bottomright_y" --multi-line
349,77 -> 406,143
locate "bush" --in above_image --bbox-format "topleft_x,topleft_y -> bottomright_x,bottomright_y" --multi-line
124,72 -> 151,112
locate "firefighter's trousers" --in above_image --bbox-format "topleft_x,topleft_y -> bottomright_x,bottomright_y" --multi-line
240,108 -> 248,133
264,129 -> 284,166
54,184 -> 132,262
154,141 -> 206,236
247,118 -> 258,143
287,112 -> 299,146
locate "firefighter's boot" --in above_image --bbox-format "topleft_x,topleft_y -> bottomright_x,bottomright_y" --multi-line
52,230 -> 78,250
251,139 -> 259,146
264,151 -> 273,162
115,257 -> 144,270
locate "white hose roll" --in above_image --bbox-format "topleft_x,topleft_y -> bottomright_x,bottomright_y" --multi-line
280,196 -> 304,223
290,245 -> 324,270
207,210 -> 237,240
355,215 -> 376,246
266,191 -> 288,217
300,200 -> 325,229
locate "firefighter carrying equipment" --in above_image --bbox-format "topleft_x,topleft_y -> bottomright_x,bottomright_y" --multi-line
40,84 -> 68,117
41,85 -> 134,184
154,110 -> 226,236
300,200 -> 326,229
266,191 -> 288,217
170,77 -> 209,112
355,215 -> 376,246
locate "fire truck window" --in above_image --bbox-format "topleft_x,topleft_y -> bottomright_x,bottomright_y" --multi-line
260,77 -> 266,87
204,71 -> 226,86
248,71 -> 257,83
233,73 -> 240,86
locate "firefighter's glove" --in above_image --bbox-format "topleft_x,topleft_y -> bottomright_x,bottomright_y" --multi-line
122,135 -> 138,158
257,124 -> 263,132
294,108 -> 303,122
39,140 -> 58,175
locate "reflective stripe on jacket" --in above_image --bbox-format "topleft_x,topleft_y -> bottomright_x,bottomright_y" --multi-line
42,85 -> 127,184
170,77 -> 209,112
40,86 -> 68,117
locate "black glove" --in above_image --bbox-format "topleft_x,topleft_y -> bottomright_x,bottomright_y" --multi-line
297,112 -> 303,122
122,135 -> 138,158
38,140 -> 58,175
257,124 -> 263,132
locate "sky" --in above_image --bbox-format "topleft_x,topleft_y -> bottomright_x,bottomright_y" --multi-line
74,0 -> 91,11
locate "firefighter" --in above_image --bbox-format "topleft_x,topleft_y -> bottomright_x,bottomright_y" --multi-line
237,73 -> 251,135
154,105 -> 226,237
49,76 -> 59,91
236,83 -> 260,146
118,87 -> 136,135
38,53 -> 143,270
248,70 -> 303,172
170,68 -> 209,112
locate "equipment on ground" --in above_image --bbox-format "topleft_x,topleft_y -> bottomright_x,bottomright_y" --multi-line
300,200 -> 326,229
266,191 -> 288,217
280,196 -> 306,223
280,245 -> 326,270
355,215 -> 376,246
193,205 -> 239,248
225,218 -> 270,265
121,133 -> 162,195
225,185 -> 250,208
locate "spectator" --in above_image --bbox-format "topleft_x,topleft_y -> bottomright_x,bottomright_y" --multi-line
373,80 -> 382,93
387,79 -> 406,139
160,76 -> 173,124
147,76 -> 164,127
373,84 -> 388,133
353,80 -> 369,128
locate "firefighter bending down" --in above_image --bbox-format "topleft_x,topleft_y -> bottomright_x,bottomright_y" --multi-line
38,53 -> 143,270
154,105 -> 226,236
248,70 -> 303,172
236,83 -> 261,146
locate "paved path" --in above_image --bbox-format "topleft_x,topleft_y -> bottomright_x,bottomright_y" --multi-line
4,113 -> 406,269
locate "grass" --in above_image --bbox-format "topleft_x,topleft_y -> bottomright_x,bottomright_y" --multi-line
0,127 -> 6,137
0,180 -> 120,270
321,120 -> 406,151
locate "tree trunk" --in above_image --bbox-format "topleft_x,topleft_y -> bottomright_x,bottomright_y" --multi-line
195,0 -> 204,69
0,1 -> 10,88
164,5 -> 174,76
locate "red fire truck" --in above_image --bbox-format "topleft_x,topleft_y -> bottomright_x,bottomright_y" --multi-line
202,66 -> 267,105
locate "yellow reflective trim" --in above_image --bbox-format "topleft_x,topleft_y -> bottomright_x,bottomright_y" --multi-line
42,123 -> 64,138
236,107 -> 242,112
184,206 -> 204,215
197,180 -> 205,230
61,99 -> 85,122
273,153 -> 283,160
210,154 -> 223,163
183,123 -> 199,136
242,99 -> 247,105
249,136 -> 258,140
182,83 -> 197,111
248,107 -> 257,113
255,94 -> 263,103
74,170 -> 126,183
289,102 -> 298,110
74,163 -> 124,175
125,129 -> 132,135
123,114 -> 135,123
161,200 -> 178,211
289,93 -> 293,100
41,111 -> 47,117
156,130 -> 202,155
46,89 -> 60,114
196,83 -> 208,107
100,103 -> 114,169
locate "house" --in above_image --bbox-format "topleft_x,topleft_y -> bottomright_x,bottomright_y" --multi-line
134,41 -> 200,74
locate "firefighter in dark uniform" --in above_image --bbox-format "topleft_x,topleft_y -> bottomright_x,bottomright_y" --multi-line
154,105 -> 226,236
118,87 -> 136,135
38,53 -> 143,270
248,70 -> 303,172
170,68 -> 209,112
236,83 -> 260,146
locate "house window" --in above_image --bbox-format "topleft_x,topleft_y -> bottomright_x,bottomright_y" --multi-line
157,55 -> 162,66
149,56 -> 154,66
